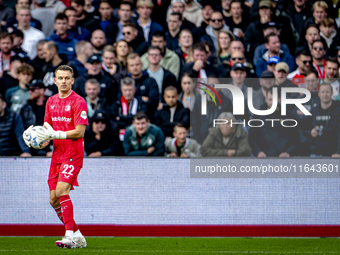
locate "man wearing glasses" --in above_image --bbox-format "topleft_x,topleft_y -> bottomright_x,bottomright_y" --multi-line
288,49 -> 312,87
311,39 -> 327,78
201,11 -> 229,54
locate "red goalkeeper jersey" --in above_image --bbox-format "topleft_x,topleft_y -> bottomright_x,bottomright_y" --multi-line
44,91 -> 88,167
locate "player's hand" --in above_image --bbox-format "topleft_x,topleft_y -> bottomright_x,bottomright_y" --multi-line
36,122 -> 66,141
23,125 -> 33,147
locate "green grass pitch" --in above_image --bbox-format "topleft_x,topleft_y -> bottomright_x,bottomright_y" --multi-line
0,237 -> 340,254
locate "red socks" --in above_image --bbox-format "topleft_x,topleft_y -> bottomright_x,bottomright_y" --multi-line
59,195 -> 74,231
54,206 -> 64,223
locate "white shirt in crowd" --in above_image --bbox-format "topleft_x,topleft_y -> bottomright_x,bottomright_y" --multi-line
21,27 -> 45,59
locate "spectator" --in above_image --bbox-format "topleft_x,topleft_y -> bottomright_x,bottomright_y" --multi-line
288,49 -> 312,87
249,88 -> 298,157
274,62 -> 297,90
221,0 -> 232,19
323,58 -> 339,100
174,29 -> 193,71
191,76 -> 233,143
123,111 -> 165,156
70,40 -> 94,77
166,12 -> 182,51
64,6 -> 91,41
17,6 -> 45,59
101,45 -> 119,79
144,46 -> 177,106
192,2 -> 213,42
305,68 -> 320,97
105,1 -> 137,45
5,63 -> 34,114
154,85 -> 190,138
125,53 -> 159,119
319,18 -> 340,57
110,76 -> 147,140
212,29 -> 234,67
182,42 -> 218,79
136,0 -> 163,43
141,31 -> 180,79
229,39 -> 245,54
41,41 -> 78,96
244,0 -> 294,60
311,39 -> 327,78
123,22 -> 149,56
74,54 -> 115,102
11,29 -> 26,55
84,0 -> 100,20
115,39 -> 132,74
165,123 -> 201,157
98,0 -> 114,32
296,24 -> 320,54
0,32 -> 15,75
71,0 -> 100,32
166,0 -> 196,31
182,0 -> 203,27
0,0 -> 14,31
281,0 -> 312,47
267,56 -> 280,73
29,39 -> 47,79
251,70 -> 276,111
225,0 -> 248,40
254,33 -> 295,77
31,0 -> 56,37
0,53 -> 23,96
46,0 -> 66,13
84,78 -> 108,118
0,94 -> 31,157
304,1 -> 328,28
5,0 -> 42,33
201,11 -> 229,54
178,72 -> 200,111
26,78 -> 47,126
201,112 -> 251,157
305,83 -> 340,157
90,29 -> 106,56
47,13 -> 78,61
85,109 -> 122,156
151,0 -> 172,26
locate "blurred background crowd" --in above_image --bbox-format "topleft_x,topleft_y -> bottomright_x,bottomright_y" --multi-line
0,0 -> 339,158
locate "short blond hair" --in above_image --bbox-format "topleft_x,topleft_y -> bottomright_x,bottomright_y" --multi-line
16,6 -> 31,14
313,1 -> 328,11
136,0 -> 154,9
127,52 -> 140,61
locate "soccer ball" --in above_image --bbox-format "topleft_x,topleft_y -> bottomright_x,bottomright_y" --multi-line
30,126 -> 50,149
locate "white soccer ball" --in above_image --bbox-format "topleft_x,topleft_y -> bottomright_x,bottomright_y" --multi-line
30,126 -> 50,149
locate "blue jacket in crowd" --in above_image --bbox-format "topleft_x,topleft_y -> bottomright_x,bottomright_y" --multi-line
47,31 -> 78,61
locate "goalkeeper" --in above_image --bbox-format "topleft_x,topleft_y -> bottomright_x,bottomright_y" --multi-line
22,65 -> 88,249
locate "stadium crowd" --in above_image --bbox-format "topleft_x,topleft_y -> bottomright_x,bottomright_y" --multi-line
0,0 -> 340,158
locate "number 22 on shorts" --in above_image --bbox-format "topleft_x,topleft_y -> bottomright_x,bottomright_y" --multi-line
62,164 -> 74,176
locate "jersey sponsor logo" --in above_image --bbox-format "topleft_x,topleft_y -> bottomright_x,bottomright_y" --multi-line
51,105 -> 55,109
67,47 -> 74,52
65,104 -> 71,111
52,116 -> 72,122
81,111 -> 87,119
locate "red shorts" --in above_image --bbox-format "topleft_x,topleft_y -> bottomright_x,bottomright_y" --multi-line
48,162 -> 82,191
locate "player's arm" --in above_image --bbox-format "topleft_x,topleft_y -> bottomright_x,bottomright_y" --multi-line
36,123 -> 86,141
65,124 -> 86,139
